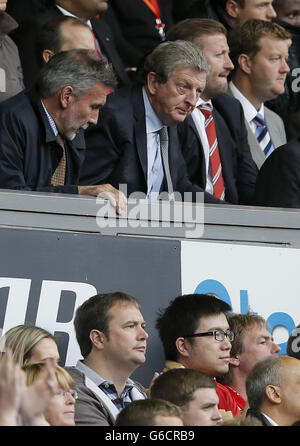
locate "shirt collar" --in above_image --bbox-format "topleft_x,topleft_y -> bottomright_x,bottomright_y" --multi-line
261,412 -> 278,426
142,87 -> 164,134
75,360 -> 136,388
55,4 -> 92,27
41,101 -> 58,137
229,80 -> 264,122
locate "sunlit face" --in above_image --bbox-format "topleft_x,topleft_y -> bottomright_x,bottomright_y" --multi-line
28,338 -> 60,364
60,24 -> 95,52
247,36 -> 291,102
68,0 -> 108,19
197,33 -> 234,100
274,0 -> 300,26
44,388 -> 76,426
181,387 -> 222,426
0,0 -> 7,12
148,66 -> 207,126
153,415 -> 184,426
182,313 -> 232,377
102,302 -> 148,370
235,0 -> 277,23
60,81 -> 109,140
236,323 -> 281,376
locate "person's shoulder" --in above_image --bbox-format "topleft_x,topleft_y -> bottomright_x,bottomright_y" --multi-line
0,90 -> 29,114
65,366 -> 86,384
213,93 -> 243,111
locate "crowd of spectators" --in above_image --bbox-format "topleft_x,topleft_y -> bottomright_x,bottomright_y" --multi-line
1,0 -> 300,208
0,292 -> 299,427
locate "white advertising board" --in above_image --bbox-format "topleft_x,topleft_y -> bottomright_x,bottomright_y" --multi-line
181,241 -> 300,353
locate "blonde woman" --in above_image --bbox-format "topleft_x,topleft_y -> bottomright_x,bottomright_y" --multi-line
23,362 -> 76,426
0,324 -> 60,365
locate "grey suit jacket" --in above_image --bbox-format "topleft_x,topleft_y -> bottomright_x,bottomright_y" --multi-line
227,86 -> 286,169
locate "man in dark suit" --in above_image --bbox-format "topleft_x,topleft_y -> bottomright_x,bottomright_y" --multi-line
246,355 -> 300,426
9,0 -> 131,88
254,138 -> 300,208
167,18 -> 258,205
0,50 -> 127,214
79,39 -> 224,205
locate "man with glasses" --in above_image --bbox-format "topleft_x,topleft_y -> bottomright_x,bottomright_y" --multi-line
155,293 -> 240,419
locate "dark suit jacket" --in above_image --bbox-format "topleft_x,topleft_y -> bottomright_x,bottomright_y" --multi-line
246,408 -> 273,426
103,0 -> 174,67
0,88 -> 85,194
254,138 -> 300,208
79,85 -> 223,204
177,94 -> 258,205
10,2 -> 131,88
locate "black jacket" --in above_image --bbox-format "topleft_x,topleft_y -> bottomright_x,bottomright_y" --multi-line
177,94 -> 258,205
254,138 -> 300,208
103,0 -> 174,68
0,88 -> 85,194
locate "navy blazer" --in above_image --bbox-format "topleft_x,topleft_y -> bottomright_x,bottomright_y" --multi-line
10,3 -> 131,88
254,138 -> 300,208
0,88 -> 85,194
177,94 -> 258,205
79,85 -> 223,204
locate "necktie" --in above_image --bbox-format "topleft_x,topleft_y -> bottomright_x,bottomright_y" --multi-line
51,134 -> 66,186
159,126 -> 174,199
252,113 -> 275,158
88,25 -> 102,60
198,104 -> 225,201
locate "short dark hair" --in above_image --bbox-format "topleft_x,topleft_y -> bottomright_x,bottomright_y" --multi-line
156,294 -> 231,361
228,18 -> 291,69
166,18 -> 227,43
150,368 -> 216,406
246,355 -> 283,410
115,398 -> 182,426
74,292 -> 141,358
37,15 -> 90,65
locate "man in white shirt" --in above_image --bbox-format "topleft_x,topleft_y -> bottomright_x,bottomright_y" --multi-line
246,355 -> 300,425
228,19 -> 291,168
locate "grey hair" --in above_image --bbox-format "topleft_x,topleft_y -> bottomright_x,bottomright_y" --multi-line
246,355 -> 283,410
36,49 -> 118,99
138,39 -> 210,84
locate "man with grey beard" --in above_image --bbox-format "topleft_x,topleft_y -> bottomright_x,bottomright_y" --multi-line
0,49 -> 127,214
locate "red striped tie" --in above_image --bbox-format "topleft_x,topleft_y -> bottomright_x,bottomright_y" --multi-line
198,104 -> 225,201
88,25 -> 102,61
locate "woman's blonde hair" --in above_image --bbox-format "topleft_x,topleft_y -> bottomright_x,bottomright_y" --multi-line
0,324 -> 57,366
23,362 -> 74,390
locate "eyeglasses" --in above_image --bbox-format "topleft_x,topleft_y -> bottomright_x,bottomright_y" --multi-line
184,329 -> 234,342
55,389 -> 78,400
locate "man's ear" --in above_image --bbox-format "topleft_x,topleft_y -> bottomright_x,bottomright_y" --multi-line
147,72 -> 159,95
59,85 -> 75,109
89,329 -> 106,351
175,337 -> 190,358
229,355 -> 240,367
42,49 -> 54,64
226,0 -> 241,20
237,54 -> 252,75
265,385 -> 281,404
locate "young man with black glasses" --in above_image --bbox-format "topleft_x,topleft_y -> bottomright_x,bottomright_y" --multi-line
155,293 -> 240,420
